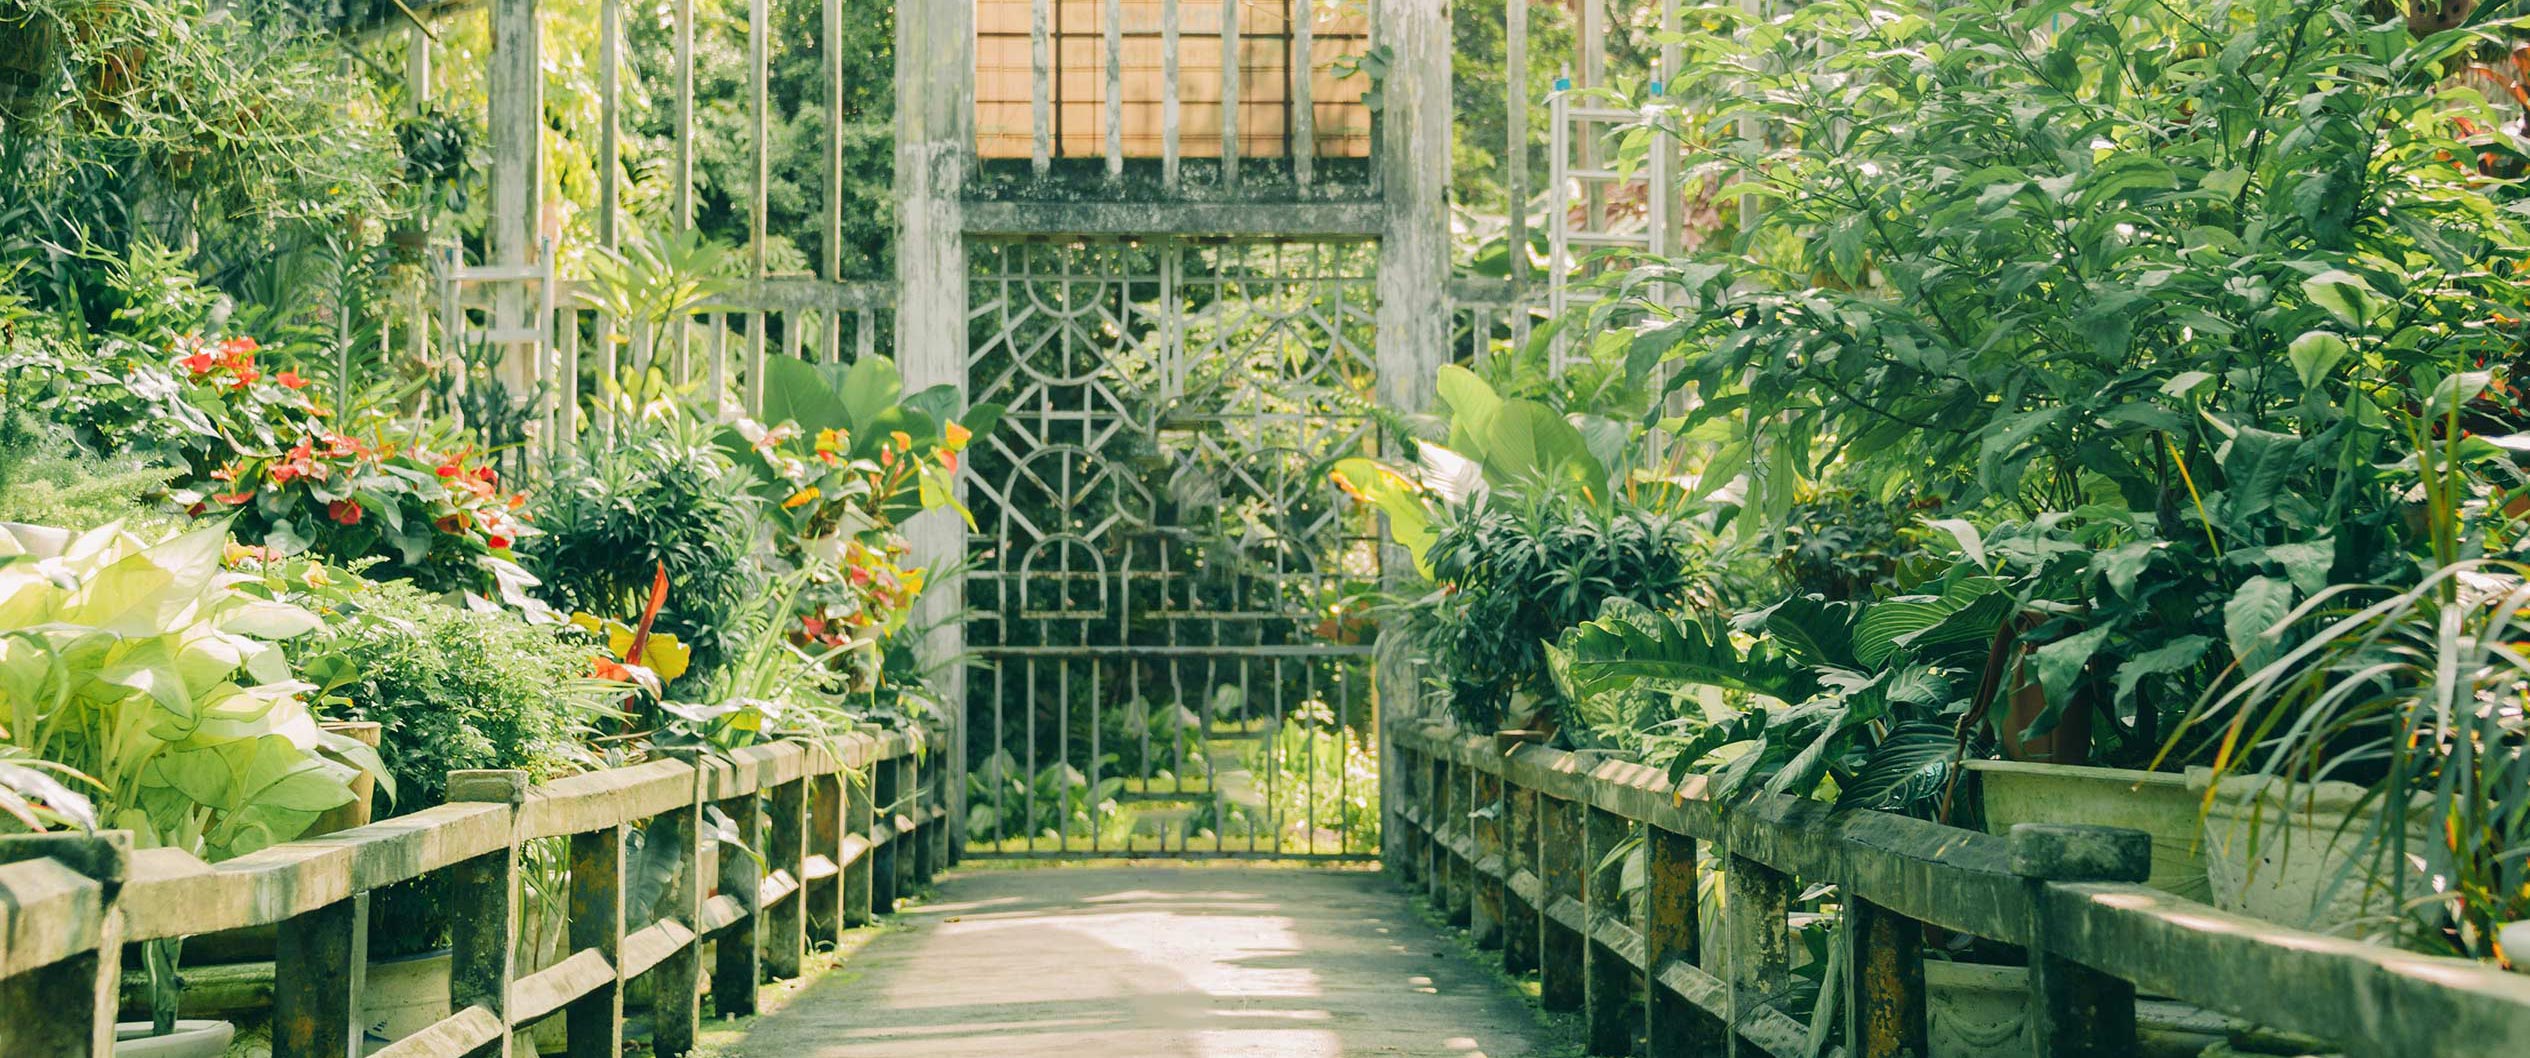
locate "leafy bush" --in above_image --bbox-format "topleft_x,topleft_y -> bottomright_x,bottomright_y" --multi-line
282,567 -> 620,954
526,415 -> 765,690
1417,497 -> 1705,731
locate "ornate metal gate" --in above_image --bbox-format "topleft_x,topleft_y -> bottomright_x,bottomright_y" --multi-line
961,239 -> 1383,859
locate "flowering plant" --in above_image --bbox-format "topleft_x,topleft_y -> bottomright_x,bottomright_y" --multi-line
69,333 -> 538,598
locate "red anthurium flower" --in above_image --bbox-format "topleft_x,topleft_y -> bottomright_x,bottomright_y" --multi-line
487,534 -> 513,550
435,462 -> 460,478
327,499 -> 363,525
179,352 -> 216,375
214,491 -> 254,505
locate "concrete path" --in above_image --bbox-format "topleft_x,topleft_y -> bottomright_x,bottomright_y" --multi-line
727,865 -> 1553,1058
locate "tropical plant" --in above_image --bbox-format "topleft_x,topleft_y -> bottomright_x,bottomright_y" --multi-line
0,524 -> 384,861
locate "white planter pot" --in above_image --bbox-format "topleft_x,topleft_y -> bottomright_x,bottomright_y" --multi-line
112,1020 -> 233,1058
2189,767 -> 2443,941
1967,760 -> 2208,903
360,948 -> 452,1046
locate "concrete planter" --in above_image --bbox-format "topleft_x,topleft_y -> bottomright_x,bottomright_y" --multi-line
360,947 -> 452,1046
111,1020 -> 233,1058
1965,760 -> 2208,903
2188,767 -> 2442,940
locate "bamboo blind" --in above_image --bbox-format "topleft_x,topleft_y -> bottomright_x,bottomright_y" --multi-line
976,0 -> 1373,160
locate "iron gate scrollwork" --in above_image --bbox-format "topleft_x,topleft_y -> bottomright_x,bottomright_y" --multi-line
963,238 -> 1384,859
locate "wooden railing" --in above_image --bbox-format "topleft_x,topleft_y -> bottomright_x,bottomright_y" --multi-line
1387,720 -> 2530,1058
0,730 -> 951,1057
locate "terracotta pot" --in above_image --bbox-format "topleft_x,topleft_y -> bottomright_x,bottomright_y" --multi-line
1992,655 -> 2089,765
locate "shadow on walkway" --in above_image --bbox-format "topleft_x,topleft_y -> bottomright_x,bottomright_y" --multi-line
728,865 -> 1548,1058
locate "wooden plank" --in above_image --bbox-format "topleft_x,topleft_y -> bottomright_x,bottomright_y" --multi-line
1583,806 -> 1631,1056
119,803 -> 511,942
1726,853 -> 1794,1058
698,894 -> 747,938
1539,795 -> 1585,1012
366,1006 -> 504,1058
619,918 -> 696,981
710,785 -> 764,1015
706,741 -> 814,800
508,948 -> 614,1027
519,759 -> 697,840
649,757 -> 707,1058
1647,826 -> 1719,1058
445,771 -> 526,1045
564,825 -> 626,1058
1844,896 -> 1926,1058
272,897 -> 358,1058
764,778 -> 808,979
0,856 -> 106,978
0,835 -> 122,1058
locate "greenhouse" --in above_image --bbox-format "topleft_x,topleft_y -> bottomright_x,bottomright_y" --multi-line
0,0 -> 2526,1056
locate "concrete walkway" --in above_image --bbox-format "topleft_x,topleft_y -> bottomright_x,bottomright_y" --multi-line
727,865 -> 1553,1058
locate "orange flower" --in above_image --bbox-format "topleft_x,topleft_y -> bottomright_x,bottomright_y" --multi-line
179,352 -> 216,375
277,369 -> 308,389
214,491 -> 254,506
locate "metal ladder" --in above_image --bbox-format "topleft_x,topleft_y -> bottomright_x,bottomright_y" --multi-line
1543,3 -> 1683,374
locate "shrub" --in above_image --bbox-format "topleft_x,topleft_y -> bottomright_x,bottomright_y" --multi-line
287,570 -> 620,954
1416,497 -> 1706,731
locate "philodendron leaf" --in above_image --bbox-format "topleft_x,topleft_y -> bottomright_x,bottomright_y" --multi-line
1550,598 -> 1816,705
2224,575 -> 2296,670
2287,331 -> 2350,389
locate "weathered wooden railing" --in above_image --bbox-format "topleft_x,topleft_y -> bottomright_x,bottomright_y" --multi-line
0,730 -> 952,1057
1388,720 -> 2530,1058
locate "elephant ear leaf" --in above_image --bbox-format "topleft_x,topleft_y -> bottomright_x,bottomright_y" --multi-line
758,355 -> 851,435
1549,598 -> 1816,706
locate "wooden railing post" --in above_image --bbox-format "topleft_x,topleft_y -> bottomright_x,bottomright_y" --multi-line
1423,752 -> 1446,897
1469,766 -> 1505,950
1646,826 -> 1720,1058
1502,783 -> 1541,975
564,824 -> 626,1058
871,751 -> 901,914
911,755 -> 937,885
1842,894 -> 1927,1058
1582,807 -> 1632,1056
1723,851 -> 1792,1058
764,777 -> 808,980
653,754 -> 708,1058
448,770 -> 529,1057
0,833 -> 128,1058
894,754 -> 919,896
808,771 -> 845,944
1395,745 -> 1423,888
711,787 -> 764,1016
844,762 -> 877,926
1441,757 -> 1470,926
273,895 -> 360,1058
1539,795 -> 1585,1012
2011,824 -> 2149,1058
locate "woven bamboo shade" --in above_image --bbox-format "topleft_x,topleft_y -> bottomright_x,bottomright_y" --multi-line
977,1 -> 1373,160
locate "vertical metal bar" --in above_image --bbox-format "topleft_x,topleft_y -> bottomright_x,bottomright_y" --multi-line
1105,0 -> 1124,178
1163,0 -> 1182,188
1506,0 -> 1528,285
1584,808 -> 1632,1056
1292,0 -> 1313,186
675,0 -> 696,228
564,825 -> 627,1058
1220,0 -> 1240,184
1032,0 -> 1052,174
599,0 -> 622,249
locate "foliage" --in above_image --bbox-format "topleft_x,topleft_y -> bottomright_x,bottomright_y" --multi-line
273,561 -> 620,954
525,413 -> 766,691
0,524 -> 384,861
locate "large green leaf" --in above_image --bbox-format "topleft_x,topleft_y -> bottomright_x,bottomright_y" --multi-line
1550,598 -> 1817,705
1834,721 -> 1957,812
